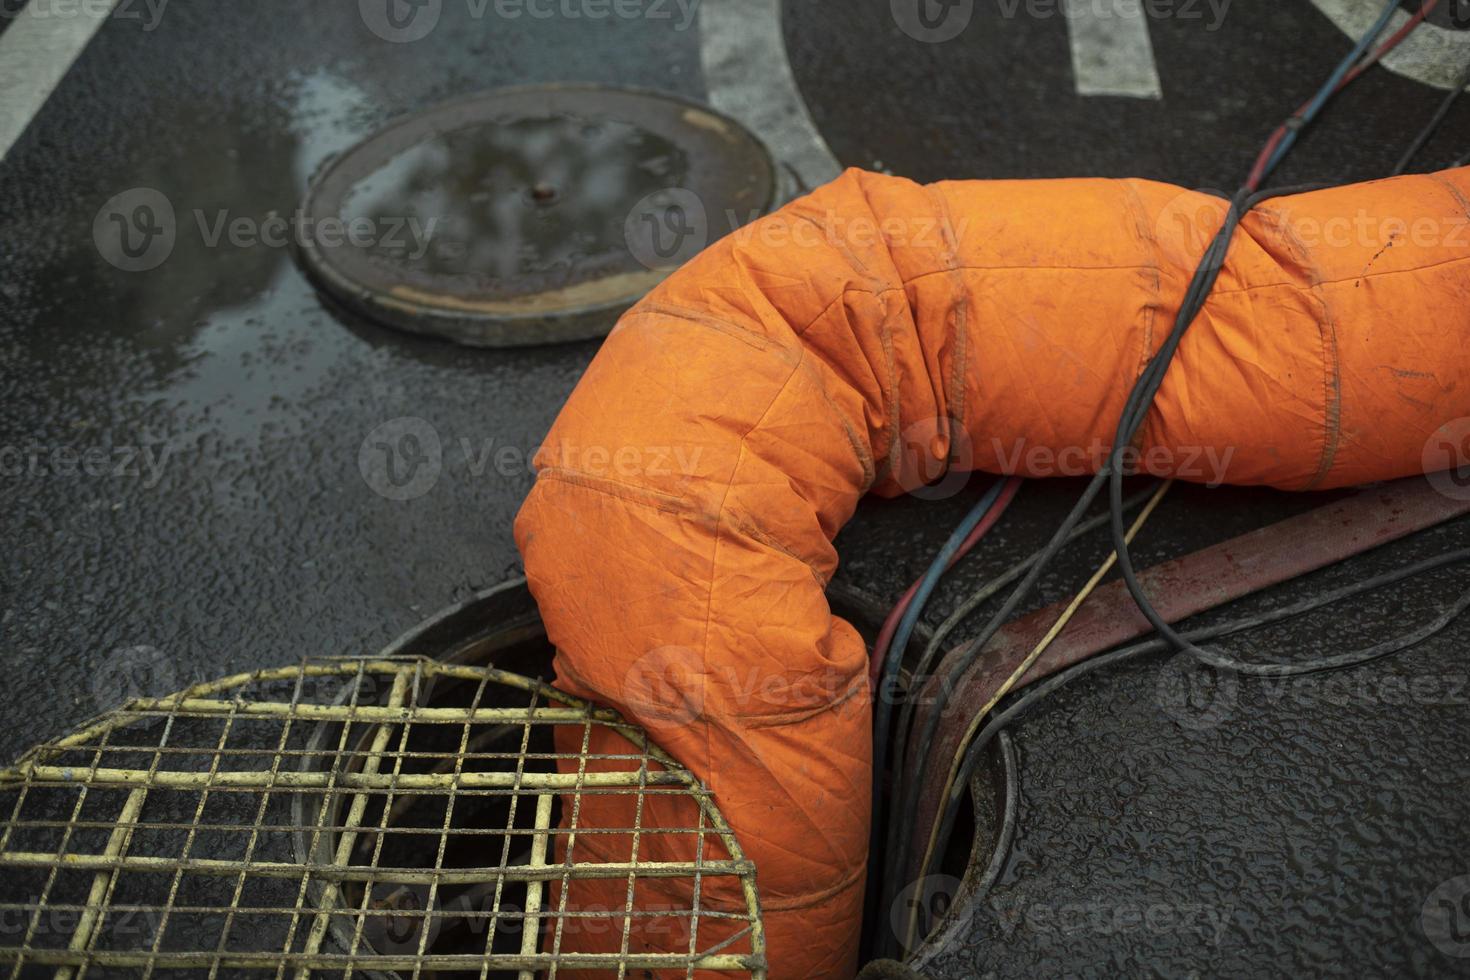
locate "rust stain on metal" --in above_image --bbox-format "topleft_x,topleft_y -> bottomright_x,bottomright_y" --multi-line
900,475 -> 1470,886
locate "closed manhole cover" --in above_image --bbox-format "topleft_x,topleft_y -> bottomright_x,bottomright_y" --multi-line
298,85 -> 777,348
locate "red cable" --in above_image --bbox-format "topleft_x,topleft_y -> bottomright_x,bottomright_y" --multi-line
867,476 -> 1024,688
1247,0 -> 1440,190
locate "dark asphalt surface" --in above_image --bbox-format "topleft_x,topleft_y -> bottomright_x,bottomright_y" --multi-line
1,0 -> 1469,975
787,0 -> 1470,187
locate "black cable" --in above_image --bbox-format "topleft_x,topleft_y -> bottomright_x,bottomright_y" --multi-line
865,484 -> 1150,958
876,7 -> 1457,953
887,484 -> 1158,831
879,452 -> 1114,932
879,185 -> 1295,947
1100,184 -> 1309,679
917,548 -> 1470,905
1392,58 -> 1470,176
856,959 -> 932,980
894,733 -> 1019,964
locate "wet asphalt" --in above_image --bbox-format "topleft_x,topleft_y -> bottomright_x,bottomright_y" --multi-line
1,0 -> 1469,975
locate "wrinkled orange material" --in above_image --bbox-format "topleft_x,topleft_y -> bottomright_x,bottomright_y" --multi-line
514,168 -> 1470,978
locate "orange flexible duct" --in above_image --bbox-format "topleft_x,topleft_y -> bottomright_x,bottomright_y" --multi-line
514,167 -> 1470,978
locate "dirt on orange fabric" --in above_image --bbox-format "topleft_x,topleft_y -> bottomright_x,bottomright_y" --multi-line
514,167 -> 1470,978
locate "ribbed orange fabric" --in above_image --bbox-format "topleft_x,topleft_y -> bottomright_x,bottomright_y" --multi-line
515,168 -> 1470,978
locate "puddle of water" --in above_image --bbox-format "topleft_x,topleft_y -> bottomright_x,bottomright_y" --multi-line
338,114 -> 689,292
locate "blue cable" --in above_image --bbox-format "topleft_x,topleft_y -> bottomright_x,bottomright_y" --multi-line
863,475 -> 1008,950
1260,0 -> 1400,181
871,476 -> 1008,766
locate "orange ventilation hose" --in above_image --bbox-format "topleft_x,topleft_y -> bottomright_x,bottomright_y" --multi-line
515,166 -> 1470,977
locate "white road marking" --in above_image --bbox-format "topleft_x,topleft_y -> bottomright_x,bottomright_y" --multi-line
0,0 -> 122,161
1064,0 -> 1164,98
699,0 -> 842,191
1309,0 -> 1470,90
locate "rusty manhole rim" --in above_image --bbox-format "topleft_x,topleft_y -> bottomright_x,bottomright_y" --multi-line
296,83 -> 780,348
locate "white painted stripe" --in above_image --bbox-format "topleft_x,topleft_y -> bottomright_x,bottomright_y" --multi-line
1309,0 -> 1470,90
1064,0 -> 1164,99
699,0 -> 842,191
0,0 -> 121,162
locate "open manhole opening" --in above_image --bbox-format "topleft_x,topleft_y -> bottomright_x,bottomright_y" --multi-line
297,84 -> 778,348
0,581 -> 1008,976
0,655 -> 767,978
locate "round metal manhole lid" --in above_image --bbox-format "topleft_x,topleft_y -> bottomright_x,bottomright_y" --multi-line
298,85 -> 778,348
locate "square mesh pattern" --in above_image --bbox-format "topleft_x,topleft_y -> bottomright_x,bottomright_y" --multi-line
0,658 -> 766,979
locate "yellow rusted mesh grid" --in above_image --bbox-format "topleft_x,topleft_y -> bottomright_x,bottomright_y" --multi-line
0,657 -> 766,979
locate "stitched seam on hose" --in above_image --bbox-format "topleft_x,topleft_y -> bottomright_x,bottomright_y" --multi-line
734,675 -> 868,726
928,185 -> 969,433
1285,210 -> 1344,492
623,302 -> 785,354
534,467 -> 706,515
1307,300 -> 1343,492
795,348 -> 878,490
875,297 -> 903,486
1118,179 -> 1164,389
725,512 -> 829,589
794,285 -> 899,336
896,254 -> 1470,289
696,351 -> 807,803
1214,251 -> 1470,290
755,862 -> 867,911
793,211 -> 888,290
1428,172 -> 1470,223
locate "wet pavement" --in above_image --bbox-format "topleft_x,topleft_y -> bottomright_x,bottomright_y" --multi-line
1,0 -> 1469,975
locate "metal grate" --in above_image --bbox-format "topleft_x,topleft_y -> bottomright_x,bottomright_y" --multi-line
0,657 -> 766,978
